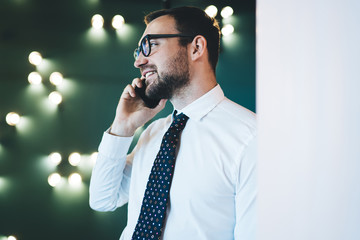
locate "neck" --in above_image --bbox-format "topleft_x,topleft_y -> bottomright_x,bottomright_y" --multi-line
170,72 -> 217,110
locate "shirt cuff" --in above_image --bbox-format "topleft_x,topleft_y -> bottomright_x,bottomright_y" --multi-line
98,130 -> 134,159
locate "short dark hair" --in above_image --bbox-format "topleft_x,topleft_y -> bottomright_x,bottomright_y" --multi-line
144,6 -> 221,72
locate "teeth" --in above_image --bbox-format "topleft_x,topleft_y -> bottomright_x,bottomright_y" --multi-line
145,71 -> 155,78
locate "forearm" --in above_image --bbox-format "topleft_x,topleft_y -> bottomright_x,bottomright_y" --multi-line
89,132 -> 133,211
89,77 -> 166,211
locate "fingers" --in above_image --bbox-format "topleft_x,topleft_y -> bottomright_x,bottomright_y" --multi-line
122,78 -> 143,99
123,84 -> 136,98
158,99 -> 167,107
153,99 -> 167,110
131,77 -> 144,89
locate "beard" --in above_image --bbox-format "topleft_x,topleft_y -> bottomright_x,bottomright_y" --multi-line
146,48 -> 190,100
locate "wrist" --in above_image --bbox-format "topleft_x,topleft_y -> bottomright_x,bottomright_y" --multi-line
109,122 -> 136,137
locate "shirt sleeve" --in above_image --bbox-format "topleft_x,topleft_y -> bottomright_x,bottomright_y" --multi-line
234,135 -> 257,240
89,131 -> 134,212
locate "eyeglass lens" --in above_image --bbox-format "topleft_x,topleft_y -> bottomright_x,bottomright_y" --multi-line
142,36 -> 150,56
134,36 -> 150,60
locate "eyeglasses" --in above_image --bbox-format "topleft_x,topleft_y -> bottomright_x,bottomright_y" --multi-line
134,34 -> 195,60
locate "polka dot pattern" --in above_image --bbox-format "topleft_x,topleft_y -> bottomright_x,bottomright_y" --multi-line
132,112 -> 189,240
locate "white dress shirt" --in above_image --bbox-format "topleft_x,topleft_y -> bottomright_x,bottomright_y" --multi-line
89,84 -> 257,240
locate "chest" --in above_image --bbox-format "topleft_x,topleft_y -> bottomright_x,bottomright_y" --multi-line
131,121 -> 244,204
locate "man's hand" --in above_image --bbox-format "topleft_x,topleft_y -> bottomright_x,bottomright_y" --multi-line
109,77 -> 167,137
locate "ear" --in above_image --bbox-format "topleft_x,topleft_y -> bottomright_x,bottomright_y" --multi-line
190,35 -> 207,61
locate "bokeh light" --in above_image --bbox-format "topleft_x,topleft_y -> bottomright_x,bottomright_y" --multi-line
6,112 -> 21,126
49,72 -> 63,86
91,14 -> 104,29
69,152 -> 81,166
49,152 -> 62,166
48,173 -> 61,187
28,72 -> 42,85
90,152 -> 98,166
221,6 -> 234,18
68,173 -> 82,186
112,15 -> 125,30
221,24 -> 235,36
48,91 -> 63,105
205,5 -> 218,18
28,51 -> 42,66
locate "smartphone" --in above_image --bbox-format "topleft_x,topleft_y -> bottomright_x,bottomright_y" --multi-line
134,80 -> 161,108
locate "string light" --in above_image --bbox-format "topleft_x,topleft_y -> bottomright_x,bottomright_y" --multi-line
6,112 -> 21,126
68,152 -> 81,166
8,236 -> 17,240
221,6 -> 234,18
112,15 -> 125,30
28,72 -> 42,85
48,91 -> 63,105
49,152 -> 62,166
68,173 -> 82,186
91,14 -> 104,29
221,24 -> 234,36
28,51 -> 43,66
48,173 -> 61,187
49,72 -> 63,86
90,152 -> 98,165
205,5 -> 218,18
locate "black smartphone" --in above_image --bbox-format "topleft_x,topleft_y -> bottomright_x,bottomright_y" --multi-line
134,80 -> 161,108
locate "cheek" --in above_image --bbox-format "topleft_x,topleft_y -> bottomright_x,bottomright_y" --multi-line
154,59 -> 169,76
154,48 -> 185,75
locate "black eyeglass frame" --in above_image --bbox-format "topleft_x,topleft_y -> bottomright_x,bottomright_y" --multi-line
134,34 -> 195,60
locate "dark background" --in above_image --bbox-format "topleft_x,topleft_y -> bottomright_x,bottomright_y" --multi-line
0,0 -> 255,239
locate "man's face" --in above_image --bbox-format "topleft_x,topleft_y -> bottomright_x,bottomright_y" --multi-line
134,15 -> 190,100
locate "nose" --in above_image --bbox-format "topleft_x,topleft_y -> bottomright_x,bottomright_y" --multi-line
134,53 -> 148,68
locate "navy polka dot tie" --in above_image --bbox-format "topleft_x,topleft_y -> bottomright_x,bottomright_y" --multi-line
132,112 -> 189,240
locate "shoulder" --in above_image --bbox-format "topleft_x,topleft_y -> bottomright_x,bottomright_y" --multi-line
218,97 -> 256,127
210,97 -> 257,142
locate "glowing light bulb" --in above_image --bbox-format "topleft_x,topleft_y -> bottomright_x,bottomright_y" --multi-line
69,152 -> 81,166
8,236 -> 17,240
28,51 -> 43,65
6,112 -> 21,126
68,173 -> 82,186
221,24 -> 234,36
48,91 -> 62,105
49,152 -> 62,165
28,72 -> 42,85
91,14 -> 104,29
49,72 -> 63,86
221,6 -> 234,18
205,5 -> 218,18
48,173 -> 61,187
91,152 -> 98,165
112,15 -> 125,29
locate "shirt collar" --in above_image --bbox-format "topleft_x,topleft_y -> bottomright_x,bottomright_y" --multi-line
173,84 -> 225,121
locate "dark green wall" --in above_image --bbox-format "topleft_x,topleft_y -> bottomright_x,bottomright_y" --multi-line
0,0 -> 255,239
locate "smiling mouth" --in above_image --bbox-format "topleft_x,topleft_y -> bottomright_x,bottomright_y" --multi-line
144,71 -> 157,79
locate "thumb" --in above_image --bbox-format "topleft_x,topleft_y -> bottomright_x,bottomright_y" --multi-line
155,99 -> 167,110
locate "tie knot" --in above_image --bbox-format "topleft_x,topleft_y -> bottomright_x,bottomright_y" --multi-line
166,112 -> 189,135
174,112 -> 188,120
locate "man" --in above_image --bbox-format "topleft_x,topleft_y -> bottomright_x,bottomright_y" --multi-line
89,6 -> 256,240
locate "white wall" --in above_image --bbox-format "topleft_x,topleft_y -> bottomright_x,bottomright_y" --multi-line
257,1 -> 360,239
